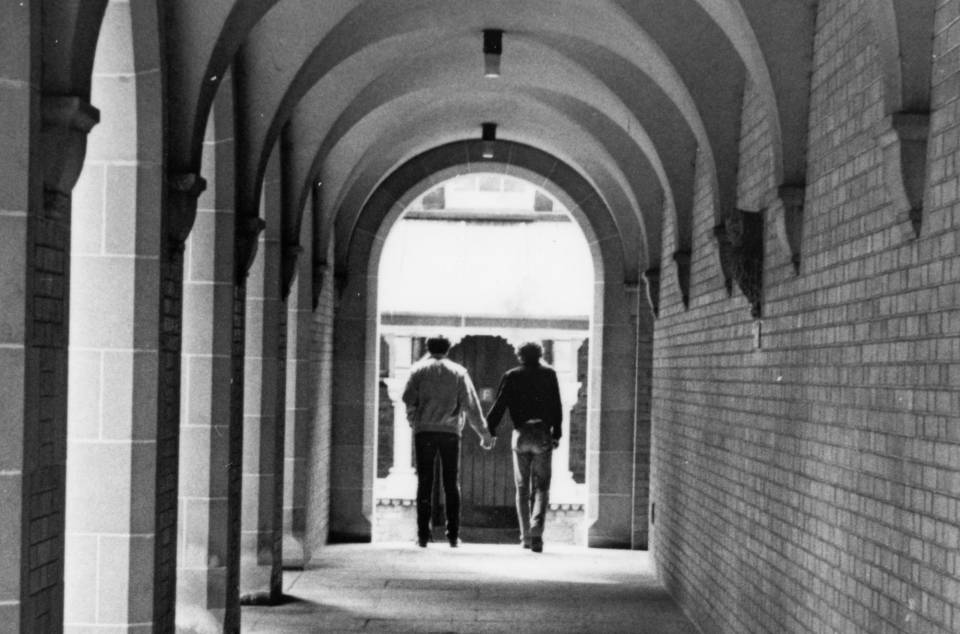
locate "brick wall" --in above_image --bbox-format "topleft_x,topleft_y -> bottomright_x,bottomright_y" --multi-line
651,1 -> 960,633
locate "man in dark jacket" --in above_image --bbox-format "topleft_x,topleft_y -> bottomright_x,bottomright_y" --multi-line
486,341 -> 563,553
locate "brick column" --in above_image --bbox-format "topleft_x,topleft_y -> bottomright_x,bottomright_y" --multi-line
223,278 -> 248,633
144,173 -> 207,633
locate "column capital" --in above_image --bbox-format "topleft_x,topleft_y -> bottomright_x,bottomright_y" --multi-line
642,267 -> 660,317
771,184 -> 805,274
166,172 -> 207,250
281,243 -> 303,300
714,210 -> 764,318
234,216 -> 267,282
41,95 -> 100,195
672,248 -> 692,308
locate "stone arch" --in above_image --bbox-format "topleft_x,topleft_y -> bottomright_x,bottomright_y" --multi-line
327,98 -> 647,286
63,0 -> 168,630
231,2 -> 713,307
331,141 -> 648,549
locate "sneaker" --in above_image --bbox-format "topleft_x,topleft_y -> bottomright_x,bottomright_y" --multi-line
522,539 -> 531,549
531,538 -> 543,553
448,536 -> 461,548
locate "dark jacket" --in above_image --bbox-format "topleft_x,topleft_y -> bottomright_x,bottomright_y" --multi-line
486,362 -> 563,440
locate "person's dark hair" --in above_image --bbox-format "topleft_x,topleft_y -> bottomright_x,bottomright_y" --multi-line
517,341 -> 543,364
426,336 -> 451,355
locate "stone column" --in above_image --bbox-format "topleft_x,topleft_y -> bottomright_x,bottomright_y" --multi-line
549,339 -> 585,505
632,296 -> 654,549
282,199 -> 313,567
0,10 -> 33,617
240,150 -> 285,604
378,336 -> 417,499
587,282 -> 641,548
154,172 -> 207,632
175,82 -> 236,631
63,55 -> 170,630
8,87 -> 98,631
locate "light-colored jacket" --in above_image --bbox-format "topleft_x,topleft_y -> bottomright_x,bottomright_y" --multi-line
401,355 -> 487,438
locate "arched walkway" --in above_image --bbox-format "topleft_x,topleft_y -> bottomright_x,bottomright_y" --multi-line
241,543 -> 699,634
330,141 -> 653,550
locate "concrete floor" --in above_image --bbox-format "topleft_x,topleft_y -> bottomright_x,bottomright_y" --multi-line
242,542 -> 701,633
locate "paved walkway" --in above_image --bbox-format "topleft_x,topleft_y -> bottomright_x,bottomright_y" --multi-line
242,542 -> 701,633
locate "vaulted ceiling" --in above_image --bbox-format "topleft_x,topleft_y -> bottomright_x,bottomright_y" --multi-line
31,0 -> 940,299
148,1 -> 833,287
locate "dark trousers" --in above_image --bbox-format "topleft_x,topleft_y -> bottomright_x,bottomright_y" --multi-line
414,431 -> 461,540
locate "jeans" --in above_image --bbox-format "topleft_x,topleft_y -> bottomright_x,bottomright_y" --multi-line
414,431 -> 461,541
512,429 -> 552,542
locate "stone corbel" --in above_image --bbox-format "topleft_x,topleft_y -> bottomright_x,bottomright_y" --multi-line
281,243 -> 304,300
311,260 -> 329,310
774,184 -> 805,274
712,224 -> 734,297
166,173 -> 207,250
875,112 -> 929,238
334,268 -> 349,299
715,210 -> 764,318
41,95 -> 100,197
234,216 -> 267,282
643,267 -> 661,317
672,249 -> 691,309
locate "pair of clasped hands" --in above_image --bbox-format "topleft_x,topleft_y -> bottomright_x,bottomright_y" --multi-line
480,429 -> 496,451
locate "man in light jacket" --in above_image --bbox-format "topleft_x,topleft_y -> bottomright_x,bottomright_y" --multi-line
402,336 -> 494,547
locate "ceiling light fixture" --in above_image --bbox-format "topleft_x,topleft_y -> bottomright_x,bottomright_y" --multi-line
481,122 -> 497,159
483,29 -> 502,78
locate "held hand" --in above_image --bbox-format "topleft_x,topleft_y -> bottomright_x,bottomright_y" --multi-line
481,434 -> 496,450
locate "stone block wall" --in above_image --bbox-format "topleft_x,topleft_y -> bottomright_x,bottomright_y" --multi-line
651,1 -> 960,633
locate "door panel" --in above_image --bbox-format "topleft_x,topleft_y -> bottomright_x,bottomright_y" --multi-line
449,335 -> 517,528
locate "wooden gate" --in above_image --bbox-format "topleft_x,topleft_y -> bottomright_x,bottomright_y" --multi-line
448,335 -> 518,529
